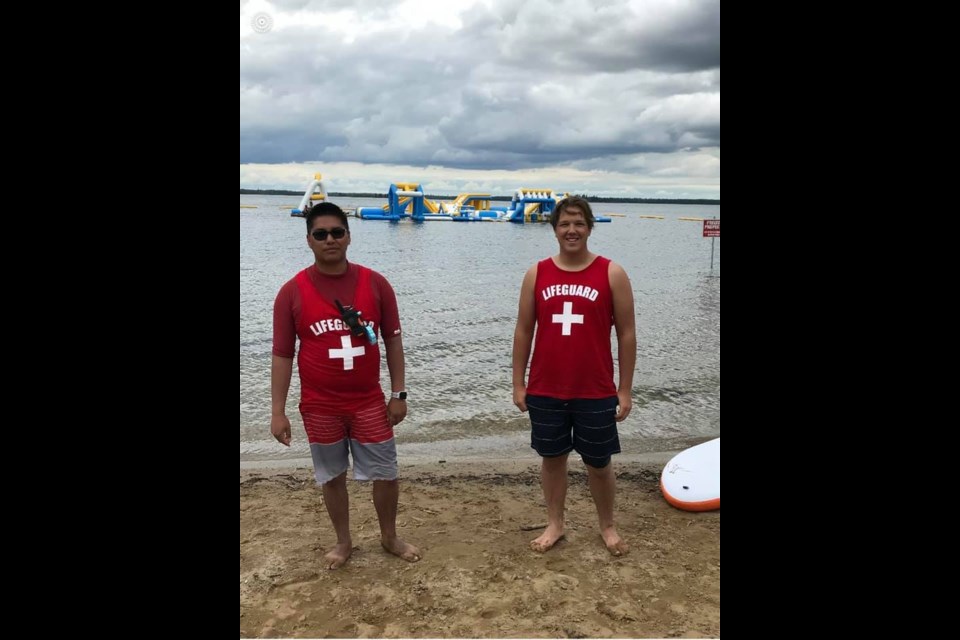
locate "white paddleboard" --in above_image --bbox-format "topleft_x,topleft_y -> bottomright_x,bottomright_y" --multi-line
660,438 -> 720,511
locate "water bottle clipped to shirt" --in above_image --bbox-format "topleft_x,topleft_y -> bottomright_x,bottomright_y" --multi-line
335,299 -> 377,345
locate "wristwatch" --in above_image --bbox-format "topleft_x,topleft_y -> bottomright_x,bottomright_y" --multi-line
390,391 -> 407,400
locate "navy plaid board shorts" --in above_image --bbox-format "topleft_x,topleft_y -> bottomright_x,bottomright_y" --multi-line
526,394 -> 621,468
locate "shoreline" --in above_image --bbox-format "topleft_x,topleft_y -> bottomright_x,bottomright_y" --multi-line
239,450 -> 678,474
240,433 -> 718,473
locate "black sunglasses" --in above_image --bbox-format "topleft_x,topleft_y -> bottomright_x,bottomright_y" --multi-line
312,227 -> 348,241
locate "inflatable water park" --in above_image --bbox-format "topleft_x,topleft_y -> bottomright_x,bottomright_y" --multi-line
290,177 -> 611,224
355,184 -> 611,223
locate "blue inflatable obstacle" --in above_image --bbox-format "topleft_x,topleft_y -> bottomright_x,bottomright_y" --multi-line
502,189 -> 557,223
356,183 -> 456,221
444,193 -> 507,221
500,189 -> 611,224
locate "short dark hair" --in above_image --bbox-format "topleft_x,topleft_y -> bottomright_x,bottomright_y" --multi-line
306,202 -> 350,232
551,196 -> 595,230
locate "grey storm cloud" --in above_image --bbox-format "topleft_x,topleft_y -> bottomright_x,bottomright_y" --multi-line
240,0 -> 720,171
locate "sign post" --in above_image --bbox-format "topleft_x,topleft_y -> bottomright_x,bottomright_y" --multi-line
703,218 -> 720,270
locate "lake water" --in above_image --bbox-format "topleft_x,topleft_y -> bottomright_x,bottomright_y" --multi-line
240,195 -> 720,465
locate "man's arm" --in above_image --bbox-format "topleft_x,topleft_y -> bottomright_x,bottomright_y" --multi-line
377,274 -> 407,426
609,262 -> 636,422
512,264 -> 538,412
271,355 -> 293,445
384,335 -> 407,426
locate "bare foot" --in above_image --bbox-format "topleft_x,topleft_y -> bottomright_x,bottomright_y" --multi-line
381,536 -> 422,562
530,525 -> 565,553
323,541 -> 353,570
601,526 -> 628,557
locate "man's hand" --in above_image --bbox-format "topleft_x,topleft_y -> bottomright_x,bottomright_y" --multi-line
271,414 -> 292,446
614,390 -> 632,422
387,399 -> 407,426
513,386 -> 528,413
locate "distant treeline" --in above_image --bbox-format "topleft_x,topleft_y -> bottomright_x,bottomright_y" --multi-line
239,189 -> 719,206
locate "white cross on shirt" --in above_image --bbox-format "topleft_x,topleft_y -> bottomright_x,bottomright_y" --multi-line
552,301 -> 584,336
329,335 -> 366,370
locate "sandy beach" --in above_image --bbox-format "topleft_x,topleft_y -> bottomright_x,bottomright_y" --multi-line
240,455 -> 720,638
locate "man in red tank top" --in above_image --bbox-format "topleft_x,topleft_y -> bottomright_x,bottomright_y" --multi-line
271,203 -> 421,569
512,197 -> 636,557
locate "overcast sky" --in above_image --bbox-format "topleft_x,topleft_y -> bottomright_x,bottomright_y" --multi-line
240,0 -> 719,199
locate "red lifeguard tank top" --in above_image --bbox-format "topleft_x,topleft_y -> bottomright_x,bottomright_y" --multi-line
294,266 -> 383,413
526,256 -> 616,399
